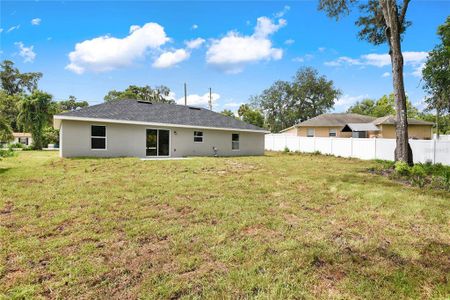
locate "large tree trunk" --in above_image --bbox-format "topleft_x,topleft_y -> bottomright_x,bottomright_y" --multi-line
380,0 -> 413,165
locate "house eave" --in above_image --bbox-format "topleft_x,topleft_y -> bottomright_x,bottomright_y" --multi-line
53,115 -> 270,134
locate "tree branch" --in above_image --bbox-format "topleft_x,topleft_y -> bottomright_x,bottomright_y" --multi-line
399,0 -> 410,25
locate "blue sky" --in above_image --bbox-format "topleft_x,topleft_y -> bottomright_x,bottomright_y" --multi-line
0,1 -> 448,112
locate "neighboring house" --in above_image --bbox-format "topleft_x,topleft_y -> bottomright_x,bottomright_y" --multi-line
12,132 -> 33,146
53,99 -> 268,158
280,113 -> 433,139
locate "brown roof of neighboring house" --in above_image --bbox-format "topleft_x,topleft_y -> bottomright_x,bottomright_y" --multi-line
372,115 -> 434,126
295,113 -> 376,127
12,132 -> 32,137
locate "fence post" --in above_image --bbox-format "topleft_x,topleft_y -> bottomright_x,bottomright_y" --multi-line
313,137 -> 316,152
330,137 -> 333,155
298,136 -> 301,152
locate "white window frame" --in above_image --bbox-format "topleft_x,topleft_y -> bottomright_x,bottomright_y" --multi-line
329,128 -> 337,137
232,133 -> 240,151
307,128 -> 315,137
91,125 -> 107,151
194,131 -> 204,143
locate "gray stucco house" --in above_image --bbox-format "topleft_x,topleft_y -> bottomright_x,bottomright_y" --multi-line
53,99 -> 268,158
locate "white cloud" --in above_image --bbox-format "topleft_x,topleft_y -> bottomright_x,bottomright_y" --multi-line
185,37 -> 205,49
0,28 -> 3,33
15,42 -> 36,63
66,22 -> 170,74
153,49 -> 190,68
274,5 -> 290,18
381,72 -> 390,78
412,63 -> 425,77
206,16 -> 285,73
292,54 -> 314,63
324,56 -> 362,67
325,52 -> 428,69
7,25 -> 20,33
284,39 -> 295,45
176,92 -> 220,107
335,94 -> 369,110
192,24 -> 198,30
318,47 -> 326,52
31,18 -> 41,25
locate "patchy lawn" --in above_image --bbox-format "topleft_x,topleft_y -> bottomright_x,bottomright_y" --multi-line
0,151 -> 449,299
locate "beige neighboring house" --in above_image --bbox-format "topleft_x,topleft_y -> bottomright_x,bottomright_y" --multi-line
280,113 -> 433,140
12,132 -> 33,146
53,99 -> 268,158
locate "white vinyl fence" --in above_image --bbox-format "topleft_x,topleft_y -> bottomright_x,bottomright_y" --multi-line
265,134 -> 450,165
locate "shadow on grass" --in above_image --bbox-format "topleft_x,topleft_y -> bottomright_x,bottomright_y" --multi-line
0,168 -> 11,175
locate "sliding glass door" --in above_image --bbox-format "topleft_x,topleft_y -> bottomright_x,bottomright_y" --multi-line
146,129 -> 170,157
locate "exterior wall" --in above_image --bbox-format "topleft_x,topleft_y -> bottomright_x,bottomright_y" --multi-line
13,136 -> 33,146
379,125 -> 432,140
280,127 -> 298,135
59,120 -> 265,158
297,126 -> 350,138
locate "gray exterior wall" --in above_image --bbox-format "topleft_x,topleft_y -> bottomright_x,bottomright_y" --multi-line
59,120 -> 265,158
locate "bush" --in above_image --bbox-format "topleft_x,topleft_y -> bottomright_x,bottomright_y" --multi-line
410,165 -> 426,187
8,142 -> 24,149
0,148 -> 15,158
394,161 -> 411,177
283,146 -> 290,153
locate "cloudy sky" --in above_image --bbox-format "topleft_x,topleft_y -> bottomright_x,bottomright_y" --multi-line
0,1 -> 448,112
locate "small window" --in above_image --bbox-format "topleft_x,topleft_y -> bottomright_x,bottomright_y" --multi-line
91,125 -> 106,150
307,128 -> 315,137
329,129 -> 337,137
232,133 -> 239,150
194,131 -> 203,143
18,137 -> 28,145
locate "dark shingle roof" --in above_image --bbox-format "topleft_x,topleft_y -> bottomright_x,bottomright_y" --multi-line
55,99 -> 266,132
295,113 -> 376,127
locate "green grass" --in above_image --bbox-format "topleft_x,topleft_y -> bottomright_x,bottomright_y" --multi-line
1,151 -> 449,299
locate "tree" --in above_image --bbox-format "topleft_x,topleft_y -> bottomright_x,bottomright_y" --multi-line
237,104 -> 265,128
0,90 -> 23,131
422,17 -> 450,137
220,109 -> 236,118
252,67 -> 341,132
319,0 -> 413,164
58,95 -> 89,112
0,60 -> 42,95
348,93 -> 418,118
0,115 -> 13,143
104,85 -> 175,104
17,91 -> 54,150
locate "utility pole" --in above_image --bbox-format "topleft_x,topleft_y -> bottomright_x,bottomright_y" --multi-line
208,87 -> 212,110
184,82 -> 187,106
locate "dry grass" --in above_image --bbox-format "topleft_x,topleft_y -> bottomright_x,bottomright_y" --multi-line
0,151 -> 449,299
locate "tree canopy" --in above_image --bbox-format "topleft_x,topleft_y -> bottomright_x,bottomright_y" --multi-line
0,60 -> 42,95
422,17 -> 450,114
237,104 -> 264,128
104,85 -> 174,104
57,95 -> 89,112
252,67 -> 341,132
17,91 -> 55,150
347,93 -> 418,118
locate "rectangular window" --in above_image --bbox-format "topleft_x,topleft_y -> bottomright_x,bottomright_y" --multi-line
194,131 -> 203,143
91,125 -> 106,150
18,137 -> 28,145
307,128 -> 315,137
329,128 -> 337,137
232,133 -> 239,150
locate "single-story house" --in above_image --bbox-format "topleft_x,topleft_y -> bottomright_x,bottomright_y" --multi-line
280,113 -> 433,139
53,99 -> 268,158
12,132 -> 33,146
